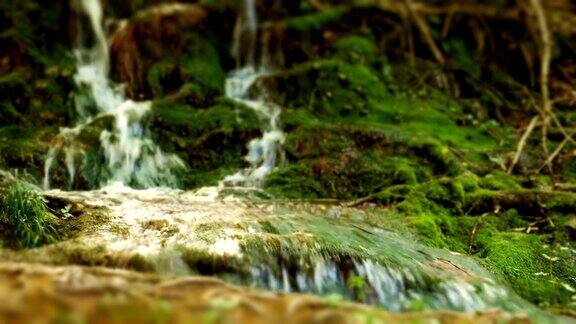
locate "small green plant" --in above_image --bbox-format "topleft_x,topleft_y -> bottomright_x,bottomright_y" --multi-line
0,181 -> 55,248
348,275 -> 367,302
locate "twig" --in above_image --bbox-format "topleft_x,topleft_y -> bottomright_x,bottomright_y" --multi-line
344,184 -> 389,207
550,113 -> 576,145
537,137 -> 569,172
468,212 -> 488,253
508,116 -> 539,174
345,194 -> 378,208
514,217 -> 552,233
405,15 -> 415,66
441,6 -> 455,38
527,0 -> 557,175
404,0 -> 445,65
555,183 -> 576,192
529,0 -> 552,115
308,0 -> 328,11
512,226 -> 539,233
541,120 -> 552,173
374,1 -> 521,20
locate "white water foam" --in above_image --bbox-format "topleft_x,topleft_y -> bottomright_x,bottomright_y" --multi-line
221,0 -> 285,188
44,0 -> 184,189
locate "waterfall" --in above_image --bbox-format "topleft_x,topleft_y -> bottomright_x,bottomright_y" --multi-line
43,0 -> 184,190
247,258 -> 520,313
221,0 -> 285,188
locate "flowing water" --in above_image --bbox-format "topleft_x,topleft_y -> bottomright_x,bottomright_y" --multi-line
34,187 -> 546,318
43,0 -> 184,190
248,257 -> 520,313
21,1 -> 557,321
221,0 -> 285,188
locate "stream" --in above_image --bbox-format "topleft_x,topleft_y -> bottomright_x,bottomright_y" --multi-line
4,0 -> 568,322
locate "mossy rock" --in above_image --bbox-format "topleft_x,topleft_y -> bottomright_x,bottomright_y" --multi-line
150,98 -> 263,187
144,32 -> 226,106
334,35 -> 377,64
283,7 -> 346,32
267,59 -> 386,118
482,232 -> 576,309
0,126 -> 59,181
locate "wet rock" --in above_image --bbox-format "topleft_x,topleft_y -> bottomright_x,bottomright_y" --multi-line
0,262 -> 529,324
110,3 -> 209,99
0,187 -> 550,318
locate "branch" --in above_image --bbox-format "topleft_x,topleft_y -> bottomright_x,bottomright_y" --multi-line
468,212 -> 488,253
537,137 -> 569,173
307,0 -> 328,11
508,116 -> 540,174
529,0 -> 552,116
373,1 -> 521,19
404,0 -> 445,65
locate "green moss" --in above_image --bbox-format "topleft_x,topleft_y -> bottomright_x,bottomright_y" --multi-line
383,157 -> 421,185
442,38 -> 480,78
179,248 -> 247,275
407,214 -> 448,249
199,0 -> 238,11
153,98 -> 261,135
262,57 -> 505,199
463,189 -> 576,216
145,32 -> 225,106
273,59 -> 498,151
0,70 -> 29,125
479,172 -> 522,191
238,215 -> 426,268
180,33 -> 225,98
563,158 -> 576,184
284,7 -> 346,32
543,191 -> 576,210
334,35 -> 376,64
267,123 -> 481,200
55,208 -> 111,241
1,0 -> 76,126
268,151 -> 403,199
382,179 -> 576,311
147,58 -> 177,97
151,98 -> 263,188
482,233 -> 576,308
262,55 -> 505,200
125,253 -> 157,272
271,59 -> 386,118
266,163 -> 322,199
0,70 -> 28,89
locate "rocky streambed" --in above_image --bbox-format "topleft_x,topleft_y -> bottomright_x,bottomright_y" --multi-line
0,185 -> 562,322
0,262 -> 529,324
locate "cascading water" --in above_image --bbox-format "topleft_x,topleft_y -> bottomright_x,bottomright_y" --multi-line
214,2 -> 534,314
221,0 -> 285,188
24,2 -> 562,321
43,0 -> 184,190
40,186 -> 550,318
247,258 -> 517,312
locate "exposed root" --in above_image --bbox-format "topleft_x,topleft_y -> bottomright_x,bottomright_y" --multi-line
508,0 -> 575,177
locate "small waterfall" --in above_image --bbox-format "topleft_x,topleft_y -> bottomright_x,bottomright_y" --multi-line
44,0 -> 184,189
247,258 -> 515,312
41,187 -> 548,319
221,0 -> 285,188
